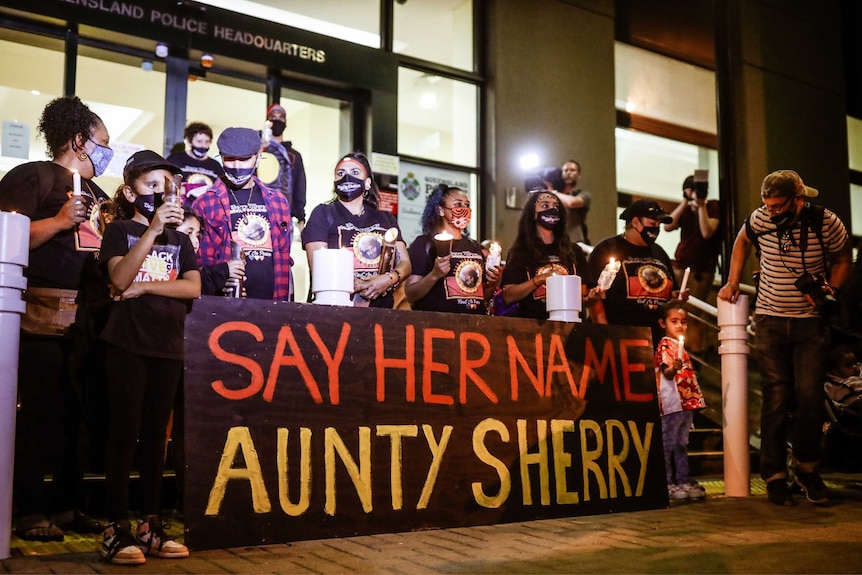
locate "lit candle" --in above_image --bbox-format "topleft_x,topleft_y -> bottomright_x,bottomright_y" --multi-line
678,266 -> 691,300
262,120 -> 272,144
434,231 -> 454,259
71,169 -> 82,197
677,335 -> 685,360
377,227 -> 399,274
486,241 -> 501,270
597,257 -> 621,290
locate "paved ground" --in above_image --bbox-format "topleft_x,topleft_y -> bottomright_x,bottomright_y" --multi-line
4,474 -> 862,574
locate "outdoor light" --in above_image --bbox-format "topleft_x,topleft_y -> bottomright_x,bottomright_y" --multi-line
155,43 -> 168,58
519,153 -> 540,171
201,53 -> 213,68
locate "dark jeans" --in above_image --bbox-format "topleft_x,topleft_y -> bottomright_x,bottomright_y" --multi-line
662,410 -> 694,485
104,344 -> 182,522
754,314 -> 829,481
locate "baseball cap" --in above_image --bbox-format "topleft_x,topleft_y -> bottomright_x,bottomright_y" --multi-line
123,150 -> 181,181
266,103 -> 286,118
761,169 -> 819,199
216,127 -> 261,159
619,199 -> 673,223
682,175 -> 694,190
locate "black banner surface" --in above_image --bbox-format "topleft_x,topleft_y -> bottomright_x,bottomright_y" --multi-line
184,296 -> 667,550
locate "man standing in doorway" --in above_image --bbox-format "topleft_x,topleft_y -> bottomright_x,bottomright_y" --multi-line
718,169 -> 852,506
550,159 -> 591,244
259,103 -> 308,228
166,122 -> 224,206
192,127 -> 293,301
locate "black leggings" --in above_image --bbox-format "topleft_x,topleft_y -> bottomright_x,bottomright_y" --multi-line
104,344 -> 181,522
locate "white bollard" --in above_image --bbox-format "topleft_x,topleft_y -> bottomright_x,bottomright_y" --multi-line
546,274 -> 582,323
312,249 -> 354,306
0,210 -> 29,559
717,294 -> 751,497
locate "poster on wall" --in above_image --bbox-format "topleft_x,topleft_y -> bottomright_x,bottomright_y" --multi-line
397,162 -> 473,246
183,296 -> 668,550
372,152 -> 399,215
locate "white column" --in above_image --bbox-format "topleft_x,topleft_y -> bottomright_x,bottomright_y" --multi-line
717,294 -> 751,497
0,211 -> 29,559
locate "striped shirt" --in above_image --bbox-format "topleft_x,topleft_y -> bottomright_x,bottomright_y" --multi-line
747,203 -> 848,317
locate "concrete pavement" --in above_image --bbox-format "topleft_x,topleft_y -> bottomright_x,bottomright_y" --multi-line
4,474 -> 862,574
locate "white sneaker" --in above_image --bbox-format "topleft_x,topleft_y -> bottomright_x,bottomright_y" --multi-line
136,516 -> 189,558
101,522 -> 146,565
682,481 -> 707,499
668,484 -> 690,500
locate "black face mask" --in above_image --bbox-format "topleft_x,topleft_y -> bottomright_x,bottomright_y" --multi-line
270,120 -> 286,137
335,174 -> 366,201
639,225 -> 660,245
536,207 -> 560,230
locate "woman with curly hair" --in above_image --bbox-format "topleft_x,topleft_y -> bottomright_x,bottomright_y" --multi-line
403,184 -> 500,314
0,96 -> 112,541
499,190 -> 606,321
302,152 -> 410,308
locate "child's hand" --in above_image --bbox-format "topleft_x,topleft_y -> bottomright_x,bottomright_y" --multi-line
672,358 -> 683,371
111,281 -> 147,301
151,200 -> 183,233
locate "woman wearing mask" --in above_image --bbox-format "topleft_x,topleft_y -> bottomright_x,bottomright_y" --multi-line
404,184 -> 499,314
0,96 -> 112,541
302,152 -> 410,308
499,191 -> 605,321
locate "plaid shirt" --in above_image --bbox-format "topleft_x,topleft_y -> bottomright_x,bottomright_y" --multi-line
192,176 -> 293,301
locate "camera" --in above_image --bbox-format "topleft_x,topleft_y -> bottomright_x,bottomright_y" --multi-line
693,169 -> 709,199
794,272 -> 840,316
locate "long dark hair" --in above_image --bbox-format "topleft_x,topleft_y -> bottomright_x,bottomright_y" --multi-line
507,190 -> 578,266
420,184 -> 465,235
331,151 -> 380,209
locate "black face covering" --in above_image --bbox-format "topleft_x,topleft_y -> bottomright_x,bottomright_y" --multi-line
639,225 -> 661,245
269,120 -> 286,137
536,207 -> 561,230
335,174 -> 366,201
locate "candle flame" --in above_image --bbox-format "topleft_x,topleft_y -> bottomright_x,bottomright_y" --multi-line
384,227 -> 398,242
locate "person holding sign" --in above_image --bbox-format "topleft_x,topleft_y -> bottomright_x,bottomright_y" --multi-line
498,190 -> 605,321
404,184 -> 499,314
654,300 -> 707,501
98,150 -> 200,564
302,152 -> 410,308
664,172 -> 721,355
0,96 -> 112,542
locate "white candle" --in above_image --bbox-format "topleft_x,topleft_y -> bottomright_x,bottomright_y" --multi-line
677,335 -> 685,360
678,266 -> 691,299
597,257 -> 621,290
486,241 -> 501,270
71,169 -> 82,197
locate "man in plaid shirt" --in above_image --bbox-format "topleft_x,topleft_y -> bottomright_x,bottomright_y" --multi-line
192,127 -> 293,301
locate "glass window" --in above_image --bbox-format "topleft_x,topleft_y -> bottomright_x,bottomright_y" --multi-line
849,116 -> 862,173
394,0 -> 474,71
615,42 -> 716,134
195,0 -> 381,48
615,127 -> 718,258
851,182 -> 861,238
75,46 -> 167,195
0,32 -> 65,179
398,68 -> 477,167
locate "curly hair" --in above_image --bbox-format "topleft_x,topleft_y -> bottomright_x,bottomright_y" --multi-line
37,96 -> 101,159
331,151 -> 380,209
420,184 -> 466,235
184,122 -> 213,141
507,190 -> 578,267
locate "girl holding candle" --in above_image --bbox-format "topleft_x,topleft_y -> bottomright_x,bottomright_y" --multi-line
302,152 -> 410,308
404,184 -> 499,314
498,191 -> 605,321
0,96 -> 112,542
654,300 -> 707,501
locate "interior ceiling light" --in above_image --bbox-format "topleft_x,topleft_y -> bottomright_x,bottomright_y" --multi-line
141,60 -> 153,72
155,43 -> 168,58
201,53 -> 214,68
30,90 -> 40,96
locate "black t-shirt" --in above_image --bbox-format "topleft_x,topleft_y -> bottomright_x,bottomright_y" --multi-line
99,219 -> 198,360
499,242 -> 592,320
408,233 -> 487,314
0,161 -> 109,289
588,235 -> 676,346
302,201 -> 403,309
166,151 -> 224,203
228,185 -> 275,300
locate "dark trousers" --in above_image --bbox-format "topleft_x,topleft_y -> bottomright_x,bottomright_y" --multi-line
104,344 -> 181,522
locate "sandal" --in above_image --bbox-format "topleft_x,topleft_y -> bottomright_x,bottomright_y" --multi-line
15,516 -> 65,542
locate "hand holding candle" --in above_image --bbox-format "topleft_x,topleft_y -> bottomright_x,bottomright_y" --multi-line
71,169 -> 82,198
485,241 -> 501,270
597,257 -> 621,291
678,266 -> 691,300
434,231 -> 454,259
677,335 -> 685,360
377,227 -> 399,275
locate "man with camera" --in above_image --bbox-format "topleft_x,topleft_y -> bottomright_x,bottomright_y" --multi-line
718,169 -> 852,506
664,173 -> 721,356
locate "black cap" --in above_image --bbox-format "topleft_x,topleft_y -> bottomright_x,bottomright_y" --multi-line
619,199 -> 673,223
217,127 -> 261,159
123,150 -> 181,181
682,175 -> 694,190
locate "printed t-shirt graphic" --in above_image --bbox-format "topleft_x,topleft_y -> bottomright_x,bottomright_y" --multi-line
445,250 -> 484,304
337,222 -> 391,280
72,186 -> 109,251
127,235 -> 182,283
531,261 -> 570,301
623,257 -> 673,310
228,186 -> 275,299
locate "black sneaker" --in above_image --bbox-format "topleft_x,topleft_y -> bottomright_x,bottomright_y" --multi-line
795,471 -> 830,504
766,479 -> 797,506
